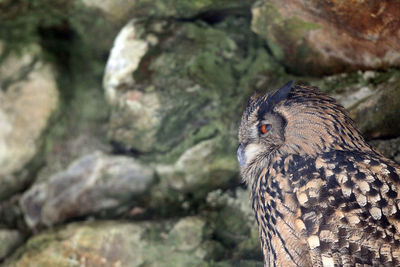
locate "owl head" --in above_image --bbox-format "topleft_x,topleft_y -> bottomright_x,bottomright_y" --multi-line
237,81 -> 371,184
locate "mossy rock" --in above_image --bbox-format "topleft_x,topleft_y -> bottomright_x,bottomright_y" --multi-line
251,0 -> 400,76
104,16 -> 289,161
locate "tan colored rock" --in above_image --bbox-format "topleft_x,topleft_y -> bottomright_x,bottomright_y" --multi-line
6,220 -> 209,266
0,44 -> 58,200
103,20 -> 162,152
252,0 -> 400,75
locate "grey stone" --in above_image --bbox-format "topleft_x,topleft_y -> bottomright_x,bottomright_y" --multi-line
20,151 -> 155,228
0,229 -> 23,260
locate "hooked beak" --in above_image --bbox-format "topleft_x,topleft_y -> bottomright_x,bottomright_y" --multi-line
237,144 -> 246,166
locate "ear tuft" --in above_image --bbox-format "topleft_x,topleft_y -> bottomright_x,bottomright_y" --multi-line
270,81 -> 294,104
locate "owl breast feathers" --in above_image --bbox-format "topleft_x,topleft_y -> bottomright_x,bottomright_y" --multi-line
238,82 -> 400,266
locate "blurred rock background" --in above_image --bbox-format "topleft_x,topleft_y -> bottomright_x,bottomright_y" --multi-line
0,0 -> 400,266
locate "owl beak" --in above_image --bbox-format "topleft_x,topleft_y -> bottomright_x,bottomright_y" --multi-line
237,144 -> 246,166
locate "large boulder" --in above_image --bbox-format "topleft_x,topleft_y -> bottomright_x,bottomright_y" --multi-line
103,16 -> 286,157
20,151 -> 155,228
0,43 -> 59,200
8,189 -> 264,266
6,218 -> 212,266
252,0 -> 400,76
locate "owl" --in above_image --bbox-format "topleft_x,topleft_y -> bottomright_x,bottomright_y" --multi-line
238,81 -> 400,266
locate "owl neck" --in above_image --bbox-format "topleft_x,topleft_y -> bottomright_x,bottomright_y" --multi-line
250,152 -> 313,266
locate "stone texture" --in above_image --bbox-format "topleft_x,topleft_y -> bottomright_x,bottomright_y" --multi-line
0,43 -> 59,200
252,0 -> 400,76
205,188 -> 262,261
103,19 -> 158,152
0,229 -> 23,261
151,139 -> 239,214
370,137 -> 400,163
6,219 -> 210,267
104,17 -> 286,157
20,151 -> 155,228
81,0 -> 138,24
312,69 -> 400,139
2,1 -> 400,266
77,0 -> 255,55
129,0 -> 255,19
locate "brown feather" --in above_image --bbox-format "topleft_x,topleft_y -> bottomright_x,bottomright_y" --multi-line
238,84 -> 400,266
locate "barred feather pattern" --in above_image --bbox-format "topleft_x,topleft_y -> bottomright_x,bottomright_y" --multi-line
239,84 -> 400,267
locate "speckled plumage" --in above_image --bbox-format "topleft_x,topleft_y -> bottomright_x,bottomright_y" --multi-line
238,82 -> 400,266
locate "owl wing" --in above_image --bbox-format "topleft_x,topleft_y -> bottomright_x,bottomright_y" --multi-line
295,150 -> 400,266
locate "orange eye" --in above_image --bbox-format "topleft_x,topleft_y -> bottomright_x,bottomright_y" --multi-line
259,124 -> 271,135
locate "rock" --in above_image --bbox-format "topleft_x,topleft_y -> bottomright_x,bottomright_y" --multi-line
205,188 -> 262,262
6,219 -> 211,266
19,151 -> 155,228
81,0 -> 138,24
151,139 -> 239,214
131,0 -> 255,19
82,0 -> 255,22
0,229 -> 23,261
252,0 -> 400,76
77,0 -> 255,56
370,137 -> 400,163
104,16 -> 286,156
0,43 -> 59,200
103,19 -> 158,152
311,69 -> 400,139
167,217 -> 206,252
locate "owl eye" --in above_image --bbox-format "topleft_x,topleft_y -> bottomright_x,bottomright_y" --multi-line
259,124 -> 272,135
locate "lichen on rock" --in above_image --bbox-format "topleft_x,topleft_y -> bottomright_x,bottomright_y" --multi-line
104,16 -> 286,159
252,0 -> 400,75
1,1 -> 400,266
6,219 -> 212,266
0,43 -> 59,200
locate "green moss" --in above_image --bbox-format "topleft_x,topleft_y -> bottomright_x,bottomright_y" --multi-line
0,0 -> 74,53
131,16 -> 289,163
356,81 -> 400,138
132,0 -> 253,19
252,0 -> 325,74
284,17 -> 319,39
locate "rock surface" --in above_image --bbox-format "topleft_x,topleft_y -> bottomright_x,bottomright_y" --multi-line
20,152 -> 155,228
125,0 -> 255,19
104,17 -> 286,157
252,0 -> 400,75
7,188 -> 263,266
1,1 -> 400,266
370,137 -> 400,163
150,138 -> 239,215
0,229 -> 23,261
0,44 -> 58,200
6,219 -> 210,267
313,69 -> 400,139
